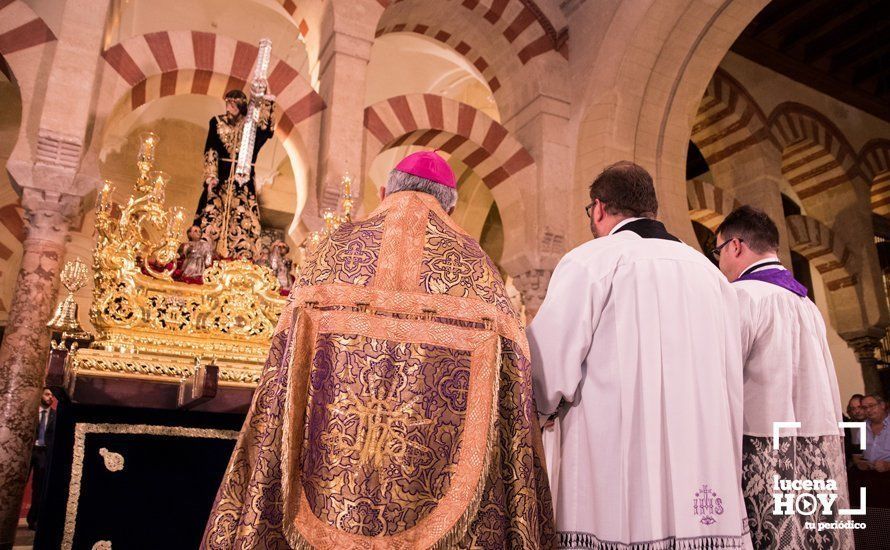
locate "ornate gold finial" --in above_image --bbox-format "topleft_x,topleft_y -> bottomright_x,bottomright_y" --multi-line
298,172 -> 356,265
48,257 -> 92,339
135,132 -> 159,194
340,171 -> 354,224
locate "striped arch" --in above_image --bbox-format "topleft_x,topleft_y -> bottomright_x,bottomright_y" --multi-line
858,139 -> 890,218
785,214 -> 856,291
363,94 -> 535,268
0,203 -> 24,245
0,0 -> 55,62
0,201 -> 24,314
0,0 -> 56,177
375,23 -> 503,93
691,69 -> 775,166
364,94 -> 534,190
686,179 -> 740,232
768,103 -> 859,201
98,31 -> 325,141
276,0 -> 311,37
378,0 -> 568,65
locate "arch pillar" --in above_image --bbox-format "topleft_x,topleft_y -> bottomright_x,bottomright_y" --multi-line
501,53 -> 572,316
313,0 -> 384,224
0,188 -> 85,547
0,1 -> 107,541
708,143 -> 792,265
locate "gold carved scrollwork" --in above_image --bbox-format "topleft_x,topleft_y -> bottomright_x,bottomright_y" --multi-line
88,133 -> 286,373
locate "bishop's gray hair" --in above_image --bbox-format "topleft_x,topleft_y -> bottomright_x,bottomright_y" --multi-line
385,169 -> 458,212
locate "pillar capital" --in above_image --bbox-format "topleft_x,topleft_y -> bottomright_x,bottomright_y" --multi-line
21,187 -> 85,246
512,268 -> 554,319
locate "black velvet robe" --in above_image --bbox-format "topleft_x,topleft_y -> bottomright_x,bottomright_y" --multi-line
193,101 -> 274,260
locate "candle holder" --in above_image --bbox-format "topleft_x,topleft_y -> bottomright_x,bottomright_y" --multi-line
135,132 -> 159,194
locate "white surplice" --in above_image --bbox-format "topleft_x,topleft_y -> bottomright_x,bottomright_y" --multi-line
735,260 -> 852,549
529,227 -> 751,550
735,259 -> 844,438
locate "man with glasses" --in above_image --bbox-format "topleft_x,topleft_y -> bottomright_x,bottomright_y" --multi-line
529,161 -> 750,549
857,394 -> 890,472
714,206 -> 851,549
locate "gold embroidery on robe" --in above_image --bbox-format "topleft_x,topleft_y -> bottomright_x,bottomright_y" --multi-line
201,192 -> 555,549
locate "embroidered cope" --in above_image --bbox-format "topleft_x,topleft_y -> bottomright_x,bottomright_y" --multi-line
202,191 -> 555,549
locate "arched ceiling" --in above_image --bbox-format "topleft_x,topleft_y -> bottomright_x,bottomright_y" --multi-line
107,0 -> 310,76
366,33 -> 498,121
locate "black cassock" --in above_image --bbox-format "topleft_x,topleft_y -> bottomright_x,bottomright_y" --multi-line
193,100 -> 274,260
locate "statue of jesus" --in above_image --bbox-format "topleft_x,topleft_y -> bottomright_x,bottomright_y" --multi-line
192,89 -> 275,260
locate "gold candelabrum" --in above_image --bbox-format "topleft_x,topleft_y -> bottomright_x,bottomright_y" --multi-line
297,172 -> 355,267
72,132 -> 287,387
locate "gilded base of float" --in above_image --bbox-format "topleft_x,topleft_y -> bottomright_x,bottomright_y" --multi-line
65,347 -> 261,388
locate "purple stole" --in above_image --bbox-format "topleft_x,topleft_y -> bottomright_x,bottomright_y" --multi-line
735,261 -> 808,297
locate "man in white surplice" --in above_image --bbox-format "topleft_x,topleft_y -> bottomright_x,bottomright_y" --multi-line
528,162 -> 751,549
714,206 -> 852,550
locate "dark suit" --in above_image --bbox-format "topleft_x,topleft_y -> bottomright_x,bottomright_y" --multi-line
27,407 -> 55,529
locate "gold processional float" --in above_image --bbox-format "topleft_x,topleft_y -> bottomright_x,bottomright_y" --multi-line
48,131 -> 354,406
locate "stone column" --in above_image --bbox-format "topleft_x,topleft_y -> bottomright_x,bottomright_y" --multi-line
499,60 -> 572,323
512,269 -> 553,322
847,334 -> 886,397
0,190 -> 80,549
708,145 -> 792,266
314,0 -> 382,212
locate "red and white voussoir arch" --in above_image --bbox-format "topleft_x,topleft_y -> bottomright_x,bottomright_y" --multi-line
364,93 -> 534,191
97,30 -> 325,141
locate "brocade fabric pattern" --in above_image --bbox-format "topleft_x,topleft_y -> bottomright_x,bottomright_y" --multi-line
422,213 -> 515,318
201,323 -> 294,550
202,191 -> 554,549
298,213 -> 385,287
302,334 -> 470,535
742,435 -> 853,550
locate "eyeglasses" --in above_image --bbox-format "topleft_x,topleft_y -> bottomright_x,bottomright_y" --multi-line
585,199 -> 599,218
710,237 -> 742,260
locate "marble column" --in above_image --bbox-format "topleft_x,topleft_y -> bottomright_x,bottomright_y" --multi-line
0,192 -> 79,549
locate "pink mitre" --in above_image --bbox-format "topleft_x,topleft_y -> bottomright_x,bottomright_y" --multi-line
394,150 -> 456,189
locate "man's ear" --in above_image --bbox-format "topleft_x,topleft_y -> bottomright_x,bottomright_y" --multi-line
379,186 -> 386,202
594,200 -> 605,223
733,238 -> 744,258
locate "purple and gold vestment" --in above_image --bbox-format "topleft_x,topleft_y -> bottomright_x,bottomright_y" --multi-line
202,191 -> 554,549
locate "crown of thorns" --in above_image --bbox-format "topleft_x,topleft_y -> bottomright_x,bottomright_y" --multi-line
224,90 -> 247,105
